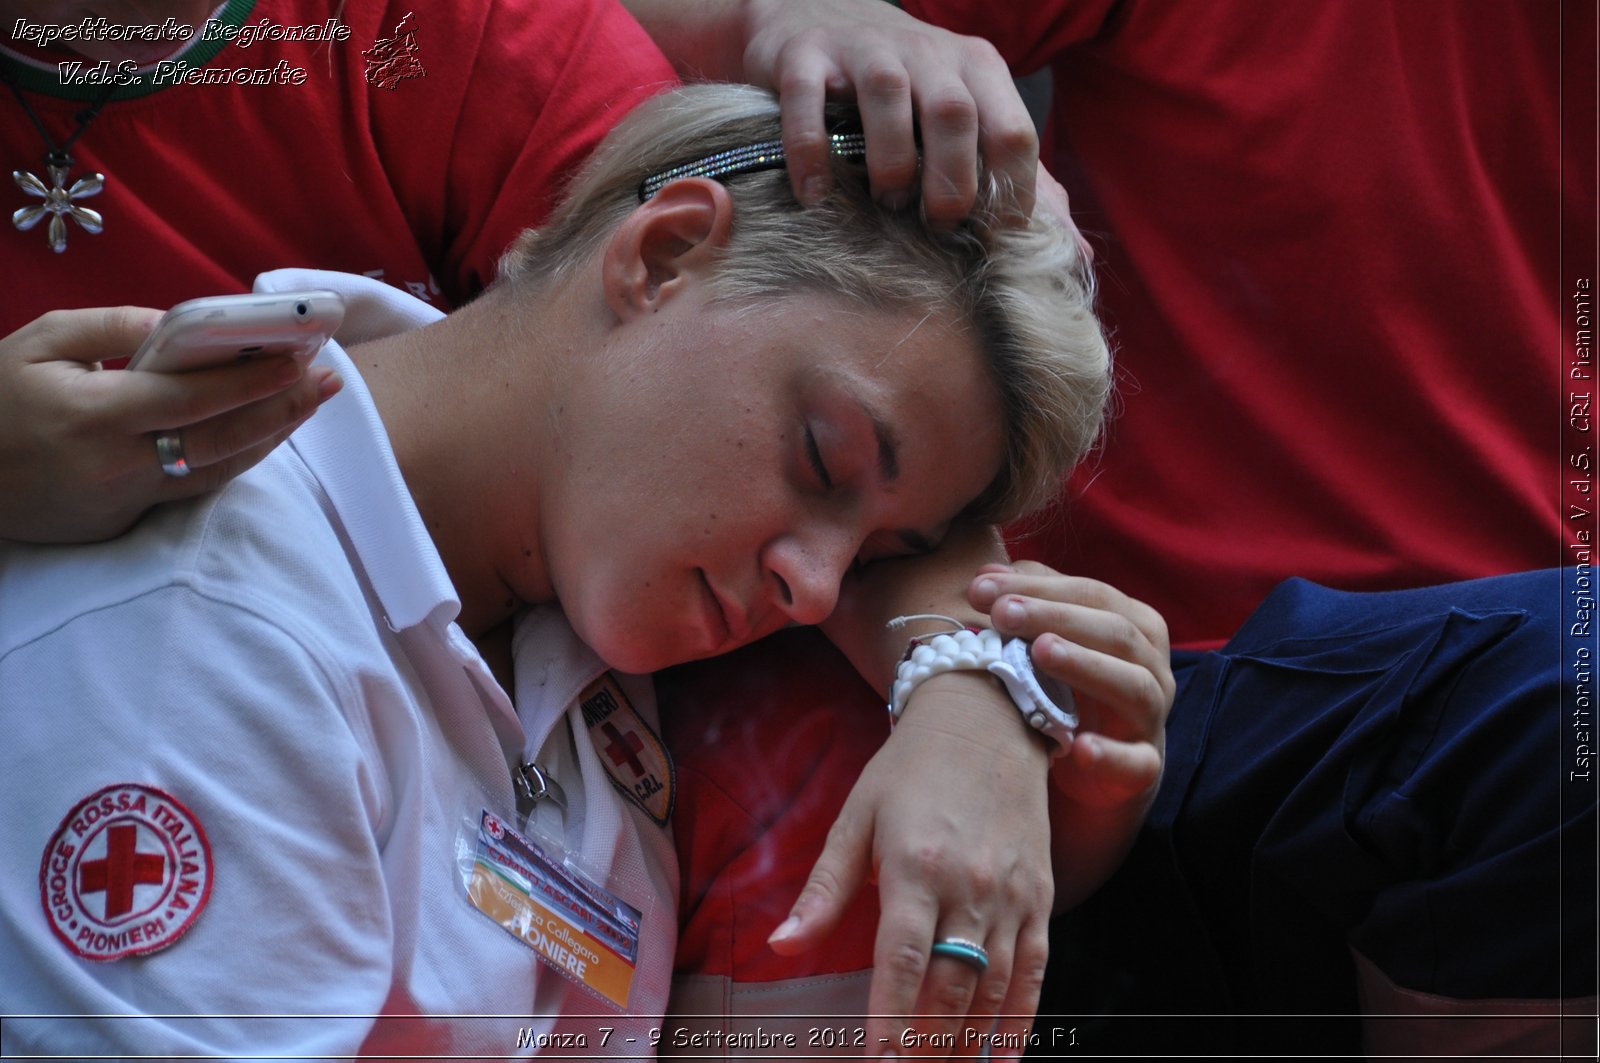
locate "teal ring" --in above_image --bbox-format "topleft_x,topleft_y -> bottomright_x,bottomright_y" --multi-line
929,937 -> 989,972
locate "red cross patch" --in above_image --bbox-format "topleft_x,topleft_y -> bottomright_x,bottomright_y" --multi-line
580,675 -> 673,826
39,783 -> 213,962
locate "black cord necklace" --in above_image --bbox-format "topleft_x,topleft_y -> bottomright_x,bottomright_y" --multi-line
2,69 -> 116,253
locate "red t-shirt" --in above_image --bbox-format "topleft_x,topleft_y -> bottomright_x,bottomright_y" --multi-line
1,0 -> 676,323
666,2 -> 1586,981
905,0 -> 1574,645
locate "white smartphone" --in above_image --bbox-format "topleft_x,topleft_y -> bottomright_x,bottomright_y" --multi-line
128,290 -> 346,372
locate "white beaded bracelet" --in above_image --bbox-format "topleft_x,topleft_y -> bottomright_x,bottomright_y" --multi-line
887,615 -> 1078,755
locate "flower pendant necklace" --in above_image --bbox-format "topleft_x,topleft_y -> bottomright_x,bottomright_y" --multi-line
2,72 -> 115,253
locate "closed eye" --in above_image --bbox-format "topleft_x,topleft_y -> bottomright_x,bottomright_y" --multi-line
804,424 -> 833,489
851,530 -> 938,573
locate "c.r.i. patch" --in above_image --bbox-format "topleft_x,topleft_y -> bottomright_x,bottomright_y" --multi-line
39,783 -> 213,962
580,675 -> 674,826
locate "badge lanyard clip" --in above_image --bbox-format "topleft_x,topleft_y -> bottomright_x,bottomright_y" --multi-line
513,759 -> 566,825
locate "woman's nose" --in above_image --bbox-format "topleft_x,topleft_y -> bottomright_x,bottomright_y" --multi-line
764,528 -> 855,626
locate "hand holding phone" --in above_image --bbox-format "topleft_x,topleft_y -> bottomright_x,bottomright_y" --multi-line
128,290 -> 345,372
2,302 -> 344,541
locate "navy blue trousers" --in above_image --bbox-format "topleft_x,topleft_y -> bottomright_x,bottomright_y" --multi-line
1035,569 -> 1596,1053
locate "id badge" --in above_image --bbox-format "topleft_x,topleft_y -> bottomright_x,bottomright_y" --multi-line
459,808 -> 643,1009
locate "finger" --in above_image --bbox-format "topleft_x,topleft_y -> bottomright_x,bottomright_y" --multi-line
112,355 -> 321,434
1032,633 -> 1169,739
909,934 -> 992,1058
24,306 -> 162,365
1035,163 -> 1094,263
987,916 -> 1049,1062
155,367 -> 339,474
944,930 -> 1016,1059
151,410 -> 314,505
959,40 -> 1040,224
1065,730 -> 1164,803
862,880 -> 946,1057
989,592 -> 1165,679
766,800 -> 874,957
775,40 -> 841,208
850,51 -> 920,211
980,568 -> 1165,642
907,74 -> 980,225
972,569 -> 1168,655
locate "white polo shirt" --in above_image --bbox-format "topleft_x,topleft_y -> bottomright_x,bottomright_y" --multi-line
0,271 -> 678,1058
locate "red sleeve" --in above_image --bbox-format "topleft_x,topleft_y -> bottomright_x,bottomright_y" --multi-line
362,0 -> 678,304
899,0 -> 1120,73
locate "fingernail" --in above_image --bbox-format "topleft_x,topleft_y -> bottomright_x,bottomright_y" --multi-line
1045,636 -> 1071,664
997,597 -> 1025,627
975,577 -> 999,600
314,368 -> 343,402
802,175 -> 827,206
879,188 -> 912,212
767,915 -> 799,945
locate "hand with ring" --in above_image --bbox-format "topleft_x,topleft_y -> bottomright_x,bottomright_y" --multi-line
769,666 -> 1055,1060
766,556 -> 1172,1058
154,431 -> 191,478
0,307 -> 342,543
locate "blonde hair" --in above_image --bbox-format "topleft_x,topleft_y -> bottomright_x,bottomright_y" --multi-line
500,84 -> 1110,523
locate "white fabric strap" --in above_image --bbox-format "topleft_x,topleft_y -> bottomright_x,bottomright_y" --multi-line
887,619 -> 1078,755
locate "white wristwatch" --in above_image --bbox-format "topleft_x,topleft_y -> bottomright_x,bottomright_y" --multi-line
887,617 -> 1078,754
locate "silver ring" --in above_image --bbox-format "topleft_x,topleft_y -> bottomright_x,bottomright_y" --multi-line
154,431 -> 190,478
930,936 -> 989,972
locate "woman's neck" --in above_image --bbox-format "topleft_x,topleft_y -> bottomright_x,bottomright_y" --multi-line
356,290 -> 566,638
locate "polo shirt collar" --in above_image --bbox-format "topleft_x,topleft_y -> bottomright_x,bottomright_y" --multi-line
257,268 -> 457,635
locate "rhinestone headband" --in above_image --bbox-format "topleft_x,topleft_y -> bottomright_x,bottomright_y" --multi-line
637,132 -> 868,202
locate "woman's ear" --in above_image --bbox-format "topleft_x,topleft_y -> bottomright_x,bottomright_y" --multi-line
602,178 -> 736,320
